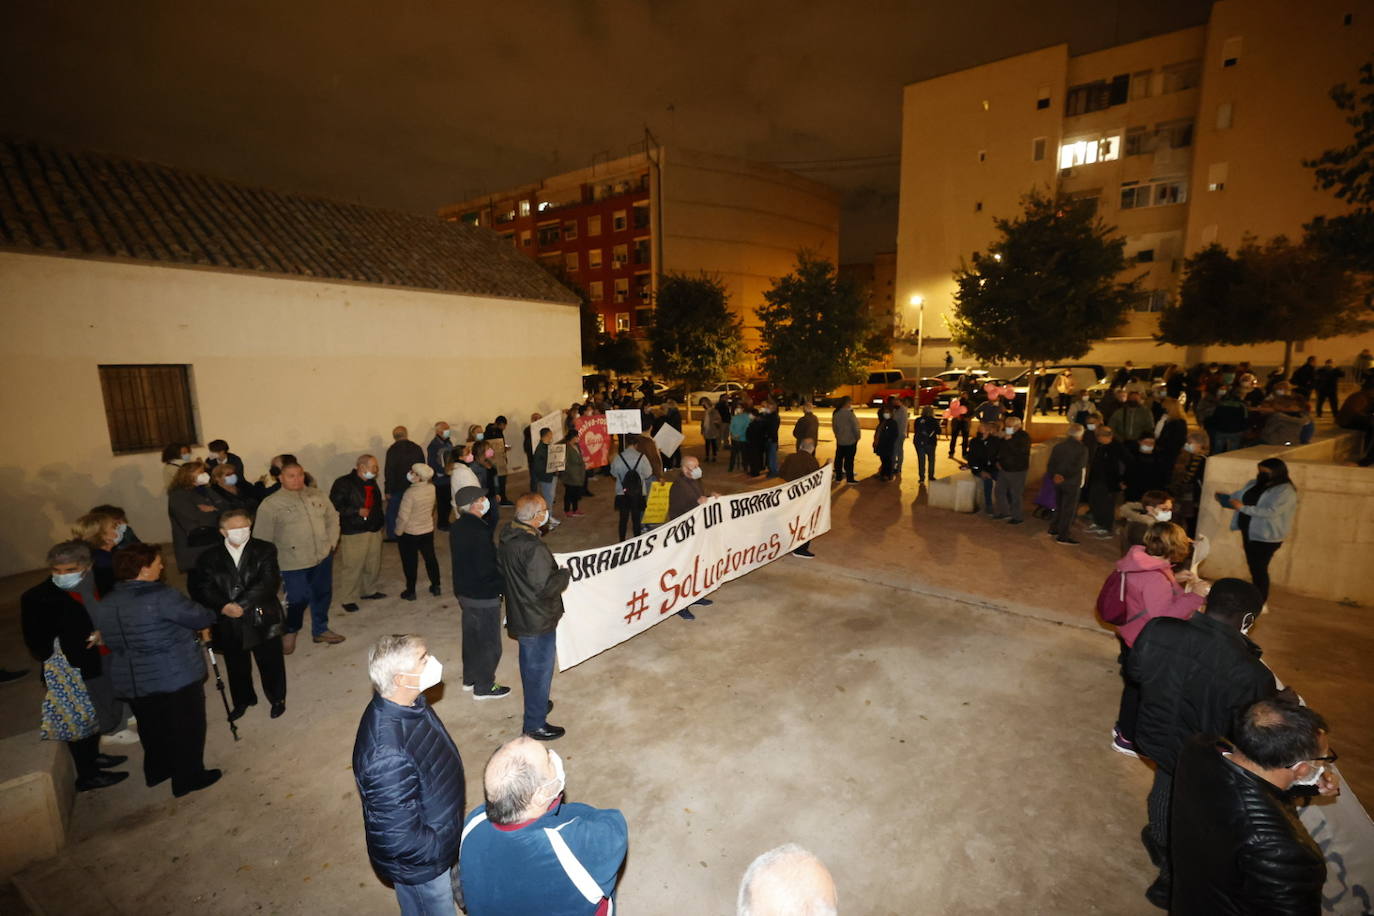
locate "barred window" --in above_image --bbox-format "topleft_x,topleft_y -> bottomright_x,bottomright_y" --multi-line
98,364 -> 197,454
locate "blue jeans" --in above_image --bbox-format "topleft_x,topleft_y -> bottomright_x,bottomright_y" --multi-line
518,631 -> 557,733
538,479 -> 557,517
394,866 -> 455,916
980,473 -> 997,514
766,441 -> 779,476
282,556 -> 333,637
914,443 -> 935,480
385,491 -> 404,539
1212,431 -> 1244,454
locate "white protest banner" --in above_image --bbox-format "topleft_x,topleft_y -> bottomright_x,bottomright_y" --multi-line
547,443 -> 567,473
1297,781 -> 1374,914
553,463 -> 833,671
653,423 -> 684,457
605,409 -> 643,435
530,411 -> 565,444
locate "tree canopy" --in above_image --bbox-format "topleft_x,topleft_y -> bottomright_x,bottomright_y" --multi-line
948,189 -> 1141,366
756,251 -> 887,399
646,273 -> 744,394
1158,237 -> 1369,372
1304,60 -> 1374,272
592,332 -> 644,375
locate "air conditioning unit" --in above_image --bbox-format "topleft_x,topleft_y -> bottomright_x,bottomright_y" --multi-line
1060,167 -> 1075,178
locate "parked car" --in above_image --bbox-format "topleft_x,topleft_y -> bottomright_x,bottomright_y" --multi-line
932,369 -> 991,409
581,373 -> 610,398
867,377 -> 948,408
815,369 -> 906,407
687,381 -> 747,406
1010,364 -> 1108,407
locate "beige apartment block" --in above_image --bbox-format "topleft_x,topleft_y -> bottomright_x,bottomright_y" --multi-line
897,0 -> 1374,369
441,146 -> 840,364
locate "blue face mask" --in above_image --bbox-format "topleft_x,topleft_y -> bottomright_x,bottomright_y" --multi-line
225,474 -> 239,486
52,571 -> 84,590
361,471 -> 376,480
475,433 -> 485,441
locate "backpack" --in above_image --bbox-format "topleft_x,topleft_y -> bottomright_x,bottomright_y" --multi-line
620,453 -> 646,501
1095,569 -> 1163,626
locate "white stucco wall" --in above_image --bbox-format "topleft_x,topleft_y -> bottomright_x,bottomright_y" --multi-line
0,251 -> 581,577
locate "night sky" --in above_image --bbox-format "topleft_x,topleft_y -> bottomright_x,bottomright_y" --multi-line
2,0 -> 1214,261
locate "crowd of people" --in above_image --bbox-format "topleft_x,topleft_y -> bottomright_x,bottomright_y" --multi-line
13,353 -> 1367,913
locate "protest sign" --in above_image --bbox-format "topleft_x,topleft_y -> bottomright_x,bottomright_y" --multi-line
487,437 -> 508,475
606,410 -> 642,435
530,411 -> 565,444
553,463 -> 833,670
574,415 -> 610,468
653,423 -> 684,457
547,443 -> 567,473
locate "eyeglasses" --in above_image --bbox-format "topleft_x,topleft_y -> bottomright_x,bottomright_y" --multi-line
1306,750 -> 1339,765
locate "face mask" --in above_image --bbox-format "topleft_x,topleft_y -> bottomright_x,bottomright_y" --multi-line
474,498 -> 490,516
485,448 -> 494,459
178,454 -> 191,464
114,523 -> 128,541
194,472 -> 211,486
401,654 -> 443,692
407,473 -> 418,484
1086,424 -> 1097,431
52,571 -> 84,590
361,470 -> 376,480
686,466 -> 702,479
475,433 -> 484,441
539,749 -> 567,801
1291,762 -> 1325,788
881,412 -> 890,419
1184,443 -> 1198,453
1139,445 -> 1154,454
225,474 -> 239,486
441,429 -> 451,439
225,527 -> 251,547
1239,613 -> 1256,636
1152,509 -> 1173,523
1005,428 -> 1018,437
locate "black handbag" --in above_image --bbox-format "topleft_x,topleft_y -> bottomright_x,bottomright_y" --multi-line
251,605 -> 285,641
187,525 -> 220,548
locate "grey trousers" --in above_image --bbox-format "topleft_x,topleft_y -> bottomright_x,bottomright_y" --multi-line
994,470 -> 1027,521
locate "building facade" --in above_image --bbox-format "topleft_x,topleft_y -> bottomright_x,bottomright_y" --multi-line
896,0 -> 1374,368
440,146 -> 840,361
0,138 -> 580,577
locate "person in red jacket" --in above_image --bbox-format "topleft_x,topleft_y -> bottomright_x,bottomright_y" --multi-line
1106,522 -> 1207,757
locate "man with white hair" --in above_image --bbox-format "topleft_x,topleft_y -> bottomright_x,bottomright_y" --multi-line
352,634 -> 465,915
496,494 -> 569,741
737,844 -> 837,915
459,736 -> 627,915
330,454 -> 387,613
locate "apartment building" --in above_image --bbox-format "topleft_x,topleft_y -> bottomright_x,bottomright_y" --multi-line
440,146 -> 839,357
896,0 -> 1374,366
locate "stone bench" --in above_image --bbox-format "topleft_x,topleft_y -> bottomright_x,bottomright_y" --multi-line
928,470 -> 981,512
0,730 -> 74,878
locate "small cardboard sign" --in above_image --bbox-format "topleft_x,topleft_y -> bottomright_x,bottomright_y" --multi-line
654,423 -> 684,458
606,409 -> 643,435
547,443 -> 567,474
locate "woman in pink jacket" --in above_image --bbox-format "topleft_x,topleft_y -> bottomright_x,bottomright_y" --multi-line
1108,522 -> 1208,757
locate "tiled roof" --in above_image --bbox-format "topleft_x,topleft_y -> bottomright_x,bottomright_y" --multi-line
0,136 -> 578,305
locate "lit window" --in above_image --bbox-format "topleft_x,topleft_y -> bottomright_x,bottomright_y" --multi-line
1207,162 -> 1228,192
590,280 -> 604,301
613,210 -> 627,231
1154,180 -> 1187,206
596,313 -> 606,333
1058,135 -> 1121,168
1032,137 -> 1047,162
518,200 -> 531,217
589,248 -> 603,269
613,244 -> 628,267
614,278 -> 629,303
537,201 -> 552,212
616,312 -> 630,332
564,220 -> 578,241
588,215 -> 602,236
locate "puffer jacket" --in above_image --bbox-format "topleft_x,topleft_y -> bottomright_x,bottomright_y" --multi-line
189,538 -> 284,653
1126,613 -> 1276,773
496,521 -> 569,638
1170,736 -> 1325,915
94,580 -> 215,698
1111,545 -> 1204,647
396,481 -> 436,536
352,692 -> 465,885
254,486 -> 340,571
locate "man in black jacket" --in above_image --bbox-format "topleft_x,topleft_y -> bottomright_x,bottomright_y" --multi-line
1046,424 -> 1088,544
330,455 -> 387,613
496,494 -> 570,741
1169,696 -> 1333,915
992,416 -> 1031,523
451,486 -> 509,700
20,540 -> 130,790
1127,578 -> 1277,908
190,509 -> 288,720
1084,426 -> 1127,535
384,427 -> 425,539
483,416 -> 515,506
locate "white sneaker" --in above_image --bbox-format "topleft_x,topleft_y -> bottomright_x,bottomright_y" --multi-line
102,728 -> 140,745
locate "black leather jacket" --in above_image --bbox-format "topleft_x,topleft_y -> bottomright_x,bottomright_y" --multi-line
330,472 -> 385,535
1127,613 -> 1276,773
495,521 -> 569,638
189,539 -> 285,651
1171,737 -> 1325,915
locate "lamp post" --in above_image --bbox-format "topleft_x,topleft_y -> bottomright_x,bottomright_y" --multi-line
910,295 -> 926,383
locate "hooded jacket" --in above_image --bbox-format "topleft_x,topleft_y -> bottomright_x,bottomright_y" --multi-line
1111,545 -> 1204,647
496,521 -> 569,638
1126,613 -> 1276,773
352,692 -> 465,886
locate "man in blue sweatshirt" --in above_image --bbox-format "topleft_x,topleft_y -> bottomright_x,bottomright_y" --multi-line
461,736 -> 628,915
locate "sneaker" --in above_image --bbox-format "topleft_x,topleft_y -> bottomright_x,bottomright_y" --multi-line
101,728 -> 140,745
312,630 -> 346,645
793,547 -> 816,559
462,683 -> 475,692
1096,530 -> 1114,539
677,608 -> 696,620
1055,537 -> 1080,546
400,590 -> 417,601
1111,728 -> 1141,758
429,584 -> 442,597
692,598 -> 715,607
473,684 -> 512,700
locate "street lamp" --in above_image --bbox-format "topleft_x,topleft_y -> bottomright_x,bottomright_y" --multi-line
910,295 -> 926,382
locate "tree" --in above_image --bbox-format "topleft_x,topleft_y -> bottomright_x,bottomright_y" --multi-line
647,273 -> 744,415
1159,236 -> 1369,374
592,332 -> 643,376
1304,60 -> 1374,272
948,189 -> 1142,421
757,251 -> 887,401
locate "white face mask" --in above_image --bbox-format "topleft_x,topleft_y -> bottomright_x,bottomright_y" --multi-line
402,654 -> 443,693
686,466 -> 702,479
441,429 -> 451,439
1239,613 -> 1256,636
1139,445 -> 1154,454
225,527 -> 251,547
1154,509 -> 1173,523
114,522 -> 129,541
1290,762 -> 1325,788
1184,443 -> 1198,453
474,498 -> 490,516
407,473 -> 418,484
361,470 -> 376,480
225,473 -> 239,486
194,471 -> 211,486
1005,428 -> 1018,437
539,749 -> 566,801
1087,424 -> 1097,431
